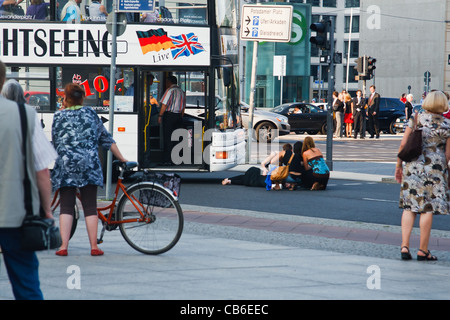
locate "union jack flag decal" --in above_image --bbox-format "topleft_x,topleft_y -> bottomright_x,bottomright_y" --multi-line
169,33 -> 206,59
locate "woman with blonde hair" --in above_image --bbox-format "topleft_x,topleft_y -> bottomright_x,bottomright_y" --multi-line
343,93 -> 353,137
396,90 -> 450,261
301,136 -> 330,190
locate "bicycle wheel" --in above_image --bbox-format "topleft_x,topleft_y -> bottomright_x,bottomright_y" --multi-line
117,183 -> 183,255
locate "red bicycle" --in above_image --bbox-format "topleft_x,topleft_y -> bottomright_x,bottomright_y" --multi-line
51,161 -> 183,254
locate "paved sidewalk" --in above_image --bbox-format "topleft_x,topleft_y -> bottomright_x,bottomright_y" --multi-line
1,205 -> 449,300
2,160 -> 450,301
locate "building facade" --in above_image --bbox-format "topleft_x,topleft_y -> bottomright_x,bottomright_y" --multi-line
359,0 -> 447,102
241,0 -> 362,108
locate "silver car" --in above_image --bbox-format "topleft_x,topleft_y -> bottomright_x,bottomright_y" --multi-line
240,102 -> 290,142
184,93 -> 290,142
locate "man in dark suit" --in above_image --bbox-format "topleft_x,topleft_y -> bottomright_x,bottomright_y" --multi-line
367,85 -> 380,138
352,89 -> 366,139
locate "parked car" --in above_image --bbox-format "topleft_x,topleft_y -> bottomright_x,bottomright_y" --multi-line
240,102 -> 290,142
270,102 -> 328,135
376,97 -> 407,134
184,92 -> 290,142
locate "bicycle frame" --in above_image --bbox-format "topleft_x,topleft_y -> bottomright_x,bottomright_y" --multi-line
51,164 -> 152,226
97,177 -> 153,226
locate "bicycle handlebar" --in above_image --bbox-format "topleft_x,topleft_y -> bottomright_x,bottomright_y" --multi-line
113,160 -> 139,171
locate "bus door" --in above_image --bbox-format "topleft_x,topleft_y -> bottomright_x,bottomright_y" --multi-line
139,70 -> 161,168
138,70 -> 208,169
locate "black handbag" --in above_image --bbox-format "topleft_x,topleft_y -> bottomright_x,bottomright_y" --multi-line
397,112 -> 422,162
18,102 -> 61,251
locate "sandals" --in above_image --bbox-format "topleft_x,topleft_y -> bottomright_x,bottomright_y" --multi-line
417,249 -> 438,261
401,246 -> 412,260
401,247 -> 438,261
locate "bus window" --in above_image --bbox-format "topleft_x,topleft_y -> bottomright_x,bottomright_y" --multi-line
140,0 -> 207,25
215,66 -> 239,130
56,66 -> 135,112
6,66 -> 51,111
215,0 -> 236,27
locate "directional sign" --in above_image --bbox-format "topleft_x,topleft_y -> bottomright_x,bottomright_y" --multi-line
240,5 -> 293,42
118,0 -> 155,12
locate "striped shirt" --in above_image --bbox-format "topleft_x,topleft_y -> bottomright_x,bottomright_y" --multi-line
160,85 -> 186,113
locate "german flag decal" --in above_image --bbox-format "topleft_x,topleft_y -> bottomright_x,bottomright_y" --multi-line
136,28 -> 175,54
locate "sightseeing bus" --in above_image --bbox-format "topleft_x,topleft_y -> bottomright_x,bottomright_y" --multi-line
0,0 -> 245,172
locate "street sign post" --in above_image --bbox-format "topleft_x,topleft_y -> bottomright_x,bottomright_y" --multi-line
240,5 -> 293,42
240,5 -> 293,162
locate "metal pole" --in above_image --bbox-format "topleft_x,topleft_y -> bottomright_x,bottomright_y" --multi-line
246,41 -> 258,163
345,8 -> 353,92
105,8 -> 117,200
326,16 -> 336,171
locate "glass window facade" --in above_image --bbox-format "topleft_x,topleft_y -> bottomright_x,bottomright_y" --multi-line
1,0 -> 208,25
244,3 -> 311,108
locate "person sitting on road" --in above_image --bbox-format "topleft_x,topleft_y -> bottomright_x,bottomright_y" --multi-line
260,143 -> 292,176
284,141 -> 305,191
302,136 -> 330,190
222,144 -> 293,189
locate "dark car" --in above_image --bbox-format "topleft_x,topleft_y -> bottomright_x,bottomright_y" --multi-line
270,102 -> 327,134
376,97 -> 406,134
393,105 -> 422,133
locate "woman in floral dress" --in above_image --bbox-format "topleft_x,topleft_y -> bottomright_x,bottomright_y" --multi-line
396,91 -> 450,261
52,83 -> 127,256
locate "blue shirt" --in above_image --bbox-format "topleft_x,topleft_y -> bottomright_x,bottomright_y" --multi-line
51,106 -> 115,190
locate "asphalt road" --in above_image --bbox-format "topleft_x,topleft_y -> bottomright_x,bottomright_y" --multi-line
178,178 -> 450,232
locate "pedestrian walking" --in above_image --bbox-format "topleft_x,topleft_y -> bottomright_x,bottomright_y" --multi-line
332,91 -> 344,138
158,75 -> 186,165
396,91 -> 450,261
51,83 -> 128,257
0,64 -> 57,299
352,90 -> 366,139
367,85 -> 380,139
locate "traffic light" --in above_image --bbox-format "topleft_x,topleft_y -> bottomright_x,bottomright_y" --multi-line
367,57 -> 376,77
354,57 -> 363,74
310,21 -> 329,50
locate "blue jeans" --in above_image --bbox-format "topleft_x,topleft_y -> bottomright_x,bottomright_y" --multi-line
0,228 -> 43,300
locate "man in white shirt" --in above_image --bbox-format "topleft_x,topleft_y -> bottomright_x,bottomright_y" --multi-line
158,75 -> 186,165
0,72 -> 57,300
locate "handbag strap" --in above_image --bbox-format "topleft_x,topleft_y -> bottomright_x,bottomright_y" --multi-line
287,154 -> 294,165
413,112 -> 419,130
18,102 -> 34,218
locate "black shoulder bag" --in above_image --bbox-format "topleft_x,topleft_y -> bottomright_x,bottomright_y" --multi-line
18,103 -> 61,251
397,112 -> 422,162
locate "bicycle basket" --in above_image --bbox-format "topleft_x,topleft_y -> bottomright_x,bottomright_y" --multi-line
131,171 -> 181,197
